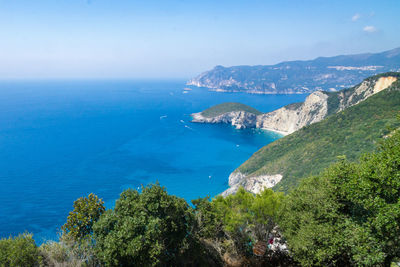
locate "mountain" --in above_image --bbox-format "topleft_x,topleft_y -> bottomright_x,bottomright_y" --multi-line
192,73 -> 399,135
187,47 -> 400,94
223,73 -> 400,195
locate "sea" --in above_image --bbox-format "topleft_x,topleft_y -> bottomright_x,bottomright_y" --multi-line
0,80 -> 307,243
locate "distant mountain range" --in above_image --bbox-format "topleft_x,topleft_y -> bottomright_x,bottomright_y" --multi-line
187,47 -> 400,94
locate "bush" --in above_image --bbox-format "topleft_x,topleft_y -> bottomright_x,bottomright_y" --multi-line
0,233 -> 41,267
193,188 -> 287,265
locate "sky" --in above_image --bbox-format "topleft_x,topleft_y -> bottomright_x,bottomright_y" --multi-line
0,0 -> 399,79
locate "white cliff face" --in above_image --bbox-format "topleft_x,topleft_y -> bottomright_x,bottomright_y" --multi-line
191,111 -> 257,129
221,172 -> 283,196
338,76 -> 397,112
257,91 -> 329,134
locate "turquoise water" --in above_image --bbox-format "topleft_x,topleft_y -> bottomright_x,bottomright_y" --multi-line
0,80 -> 307,243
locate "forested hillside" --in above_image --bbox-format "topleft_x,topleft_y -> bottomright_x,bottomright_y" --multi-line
235,78 -> 400,191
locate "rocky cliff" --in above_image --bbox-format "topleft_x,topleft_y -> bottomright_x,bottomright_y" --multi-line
188,47 -> 400,94
192,111 -> 257,129
192,75 -> 398,136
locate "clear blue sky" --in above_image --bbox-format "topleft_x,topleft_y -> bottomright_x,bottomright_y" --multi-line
0,0 -> 399,79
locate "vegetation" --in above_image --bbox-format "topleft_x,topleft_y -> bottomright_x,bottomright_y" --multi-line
62,193 -> 105,241
93,184 -> 194,266
237,78 -> 400,192
278,129 -> 400,266
201,102 -> 262,118
0,233 -> 42,267
192,188 -> 289,265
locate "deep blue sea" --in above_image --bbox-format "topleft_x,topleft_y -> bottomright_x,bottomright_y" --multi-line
0,80 -> 307,243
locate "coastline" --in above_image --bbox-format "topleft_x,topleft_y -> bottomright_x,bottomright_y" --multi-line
260,127 -> 288,136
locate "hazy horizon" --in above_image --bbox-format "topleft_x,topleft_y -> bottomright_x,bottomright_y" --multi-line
1,0 -> 399,79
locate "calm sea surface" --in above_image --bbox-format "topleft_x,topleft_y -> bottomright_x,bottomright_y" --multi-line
0,80 -> 307,243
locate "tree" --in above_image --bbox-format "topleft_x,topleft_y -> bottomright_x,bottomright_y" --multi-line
62,193 -> 105,241
93,183 -> 193,266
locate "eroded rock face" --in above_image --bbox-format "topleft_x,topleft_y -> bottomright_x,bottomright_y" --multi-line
191,111 -> 257,129
337,76 -> 398,112
257,91 -> 329,134
221,172 -> 283,196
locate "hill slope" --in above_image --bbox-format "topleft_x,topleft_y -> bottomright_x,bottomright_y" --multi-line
225,78 -> 400,194
188,47 -> 400,94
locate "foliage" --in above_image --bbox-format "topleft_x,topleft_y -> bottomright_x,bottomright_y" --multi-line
59,193 -> 104,266
191,187 -> 285,266
214,188 -> 283,238
237,78 -> 400,192
93,183 -> 193,266
40,241 -> 70,266
0,233 -> 42,267
191,196 -> 224,239
201,102 -> 262,118
278,130 -> 400,266
62,193 -> 105,242
40,238 -> 98,267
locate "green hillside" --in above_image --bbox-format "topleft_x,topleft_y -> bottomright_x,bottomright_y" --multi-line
200,102 -> 262,118
236,78 -> 400,192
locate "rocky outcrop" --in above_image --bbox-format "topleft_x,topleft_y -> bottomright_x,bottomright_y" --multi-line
221,172 -> 282,196
191,111 -> 257,129
337,76 -> 398,112
256,91 -> 329,134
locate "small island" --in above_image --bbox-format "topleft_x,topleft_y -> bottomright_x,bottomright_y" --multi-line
191,102 -> 262,129
200,102 -> 262,118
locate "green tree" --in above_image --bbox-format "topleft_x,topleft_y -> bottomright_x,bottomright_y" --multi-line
93,183 -> 193,266
0,233 -> 42,267
62,193 -> 105,241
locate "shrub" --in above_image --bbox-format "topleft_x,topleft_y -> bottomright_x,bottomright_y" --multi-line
0,233 -> 41,267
